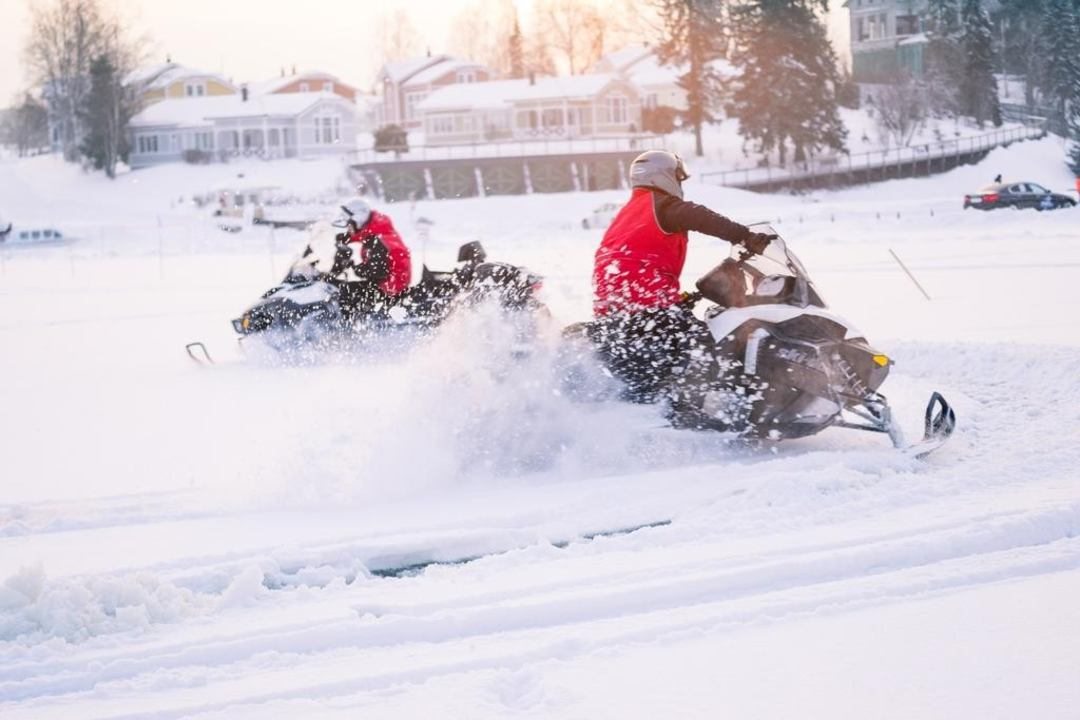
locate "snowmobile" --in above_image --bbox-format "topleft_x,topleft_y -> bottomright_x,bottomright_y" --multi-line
187,222 -> 545,363
563,227 -> 955,458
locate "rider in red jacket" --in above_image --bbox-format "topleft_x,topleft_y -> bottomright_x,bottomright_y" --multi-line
590,150 -> 774,402
332,198 -> 412,315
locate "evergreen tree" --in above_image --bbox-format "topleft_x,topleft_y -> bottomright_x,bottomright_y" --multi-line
653,0 -> 729,157
508,16 -> 525,79
924,0 -> 963,116
958,0 -> 1001,127
729,0 -> 846,167
1043,0 -> 1080,115
998,0 -> 1048,107
79,54 -> 129,178
1068,100 -> 1080,174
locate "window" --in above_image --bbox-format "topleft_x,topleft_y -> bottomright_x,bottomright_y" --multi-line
197,131 -> 213,150
606,96 -> 628,124
268,128 -> 280,147
541,108 -> 564,128
516,110 -> 539,130
137,135 -> 159,154
323,82 -> 333,93
457,71 -> 476,83
896,14 -> 918,36
316,116 -> 341,144
431,116 -> 454,134
644,93 -> 659,109
300,82 -> 310,92
185,82 -> 206,97
404,92 -> 426,120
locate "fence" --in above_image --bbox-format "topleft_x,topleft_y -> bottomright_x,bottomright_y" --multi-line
698,125 -> 1047,193
350,134 -> 666,164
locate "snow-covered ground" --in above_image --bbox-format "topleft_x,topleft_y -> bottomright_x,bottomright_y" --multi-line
2,137 -> 1079,719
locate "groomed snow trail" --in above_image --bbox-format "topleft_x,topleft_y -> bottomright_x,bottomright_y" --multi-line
2,140 -> 1079,718
2,337 -> 1078,719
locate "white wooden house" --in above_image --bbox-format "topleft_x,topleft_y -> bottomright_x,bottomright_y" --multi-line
415,74 -> 643,146
128,90 -> 357,167
376,55 -> 494,129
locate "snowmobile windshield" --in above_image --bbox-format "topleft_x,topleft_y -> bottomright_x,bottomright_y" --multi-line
283,221 -> 340,282
728,225 -> 826,309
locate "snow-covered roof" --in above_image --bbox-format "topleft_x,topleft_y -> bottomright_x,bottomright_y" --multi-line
380,56 -> 449,84
405,58 -> 485,87
130,92 -> 347,128
136,65 -> 232,92
594,45 -> 653,73
124,62 -> 176,88
417,74 -> 625,113
898,32 -> 930,47
249,71 -> 356,96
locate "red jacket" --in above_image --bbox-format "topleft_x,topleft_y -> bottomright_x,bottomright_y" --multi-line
349,210 -> 412,296
593,188 -> 687,315
593,188 -> 752,316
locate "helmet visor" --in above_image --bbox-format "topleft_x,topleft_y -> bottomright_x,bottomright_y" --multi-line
675,156 -> 690,183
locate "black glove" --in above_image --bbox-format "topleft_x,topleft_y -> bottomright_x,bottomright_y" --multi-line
743,232 -> 778,256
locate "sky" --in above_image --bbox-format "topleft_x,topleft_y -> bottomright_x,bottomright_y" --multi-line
0,0 -> 849,104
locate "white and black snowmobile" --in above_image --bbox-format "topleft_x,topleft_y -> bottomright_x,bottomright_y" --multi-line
564,227 -> 955,457
187,222 -> 545,363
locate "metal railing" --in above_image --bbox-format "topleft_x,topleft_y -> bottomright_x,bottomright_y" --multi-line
698,125 -> 1046,191
350,134 -> 667,165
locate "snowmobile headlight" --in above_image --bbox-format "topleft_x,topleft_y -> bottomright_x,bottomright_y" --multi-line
873,354 -> 890,367
241,313 -> 251,331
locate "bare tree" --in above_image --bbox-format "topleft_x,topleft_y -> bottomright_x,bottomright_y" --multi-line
872,72 -> 928,148
378,8 -> 423,62
534,0 -> 607,75
447,0 -> 518,74
23,0 -> 145,163
2,94 -> 49,156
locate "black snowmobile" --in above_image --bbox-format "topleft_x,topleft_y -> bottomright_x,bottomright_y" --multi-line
187,222 -> 545,362
564,227 -> 956,457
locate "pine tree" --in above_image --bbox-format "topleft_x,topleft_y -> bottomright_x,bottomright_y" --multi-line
729,0 -> 846,167
1043,0 -> 1080,115
79,54 -> 129,178
508,16 -> 525,79
998,0 -> 1048,107
958,0 -> 1001,127
924,0 -> 963,116
653,0 -> 729,157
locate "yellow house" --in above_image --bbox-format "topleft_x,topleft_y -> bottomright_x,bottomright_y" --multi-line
126,63 -> 238,109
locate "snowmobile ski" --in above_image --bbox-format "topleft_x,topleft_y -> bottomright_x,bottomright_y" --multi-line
185,341 -> 215,366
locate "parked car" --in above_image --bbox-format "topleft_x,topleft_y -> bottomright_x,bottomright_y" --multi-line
964,181 -> 1077,211
582,202 -> 621,229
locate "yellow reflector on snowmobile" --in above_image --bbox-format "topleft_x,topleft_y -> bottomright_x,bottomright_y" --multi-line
873,354 -> 889,367
241,314 -> 251,331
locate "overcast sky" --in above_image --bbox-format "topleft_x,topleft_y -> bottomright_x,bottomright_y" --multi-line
0,0 -> 849,104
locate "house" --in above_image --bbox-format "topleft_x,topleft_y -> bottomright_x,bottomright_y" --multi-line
844,0 -> 1000,84
415,74 -> 642,146
250,70 -> 358,103
125,63 -> 239,107
593,46 -> 688,112
376,55 -> 493,129
127,90 -> 357,168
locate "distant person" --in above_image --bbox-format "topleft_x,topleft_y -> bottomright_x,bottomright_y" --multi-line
994,173 -> 1003,184
330,198 -> 412,316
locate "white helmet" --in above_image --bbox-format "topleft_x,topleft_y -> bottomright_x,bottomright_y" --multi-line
338,197 -> 371,228
629,150 -> 689,199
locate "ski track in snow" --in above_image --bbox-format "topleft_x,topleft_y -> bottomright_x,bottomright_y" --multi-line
2,139 -> 1079,718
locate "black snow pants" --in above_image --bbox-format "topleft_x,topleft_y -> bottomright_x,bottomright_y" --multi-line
588,304 -> 712,404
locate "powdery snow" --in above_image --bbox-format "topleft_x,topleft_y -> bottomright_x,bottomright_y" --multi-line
1,136 -> 1079,719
